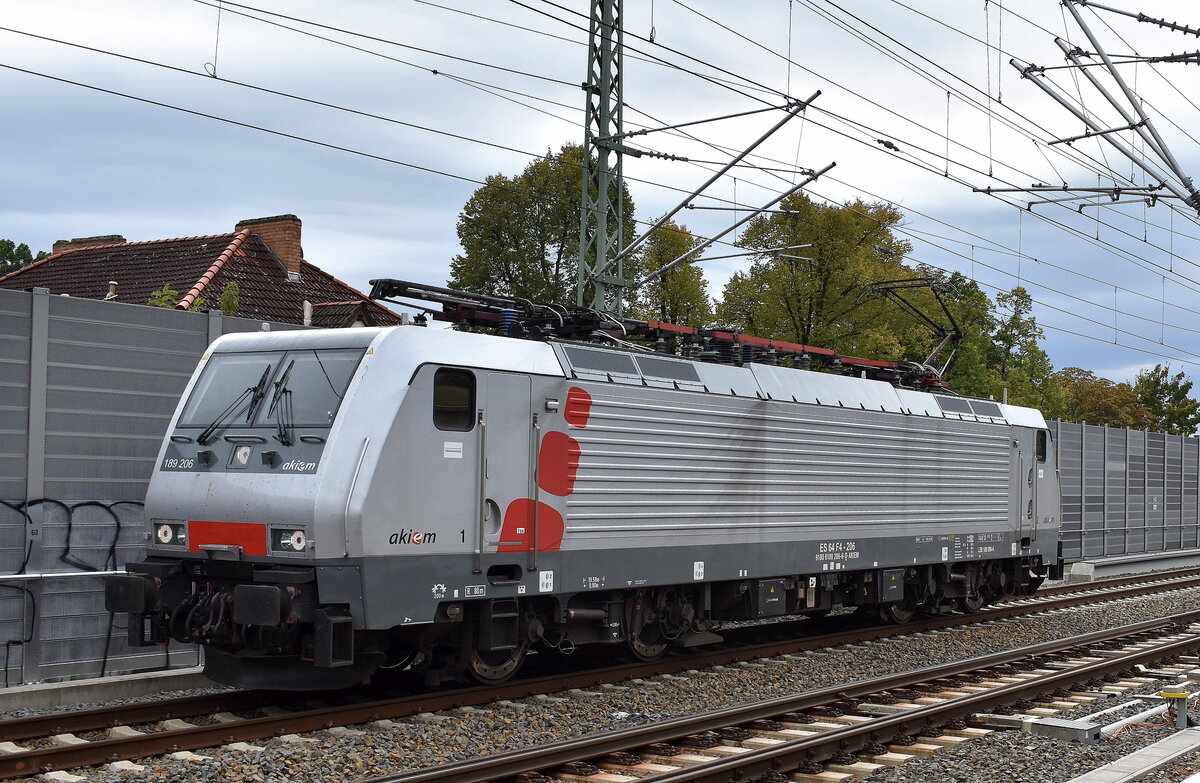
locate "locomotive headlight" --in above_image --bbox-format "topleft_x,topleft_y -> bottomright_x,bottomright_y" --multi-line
271,527 -> 308,553
154,522 -> 187,546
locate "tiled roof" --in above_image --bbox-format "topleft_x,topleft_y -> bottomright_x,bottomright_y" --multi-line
310,301 -> 360,329
0,231 -> 404,327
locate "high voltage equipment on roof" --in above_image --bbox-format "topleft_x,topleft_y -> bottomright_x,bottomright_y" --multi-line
369,278 -> 951,389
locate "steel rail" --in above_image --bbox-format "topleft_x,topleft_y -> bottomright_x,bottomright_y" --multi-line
1025,566 -> 1200,598
0,566 -> 1171,744
363,611 -> 1200,783
640,632 -> 1200,783
0,689 -> 310,743
3,571 -> 1200,777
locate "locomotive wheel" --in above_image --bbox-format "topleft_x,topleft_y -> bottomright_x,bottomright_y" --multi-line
465,642 -> 528,684
625,625 -> 669,661
957,594 -> 985,613
879,600 -> 915,624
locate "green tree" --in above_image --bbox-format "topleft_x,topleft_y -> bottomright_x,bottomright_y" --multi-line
986,286 -> 1062,413
626,219 -> 712,325
1055,367 -> 1150,428
714,194 -> 915,361
0,239 -> 49,276
147,283 -> 179,308
148,284 -> 204,311
450,144 -> 635,306
1133,363 -> 1200,435
710,197 -> 1061,408
912,267 -> 999,397
219,282 -> 241,317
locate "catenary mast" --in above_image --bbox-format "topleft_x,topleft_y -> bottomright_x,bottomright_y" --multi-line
578,0 -> 633,313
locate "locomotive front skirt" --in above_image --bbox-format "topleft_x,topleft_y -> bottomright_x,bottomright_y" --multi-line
106,325 -> 1060,688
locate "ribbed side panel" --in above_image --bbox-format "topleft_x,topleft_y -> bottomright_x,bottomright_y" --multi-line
0,291 -> 31,519
566,386 -> 1013,543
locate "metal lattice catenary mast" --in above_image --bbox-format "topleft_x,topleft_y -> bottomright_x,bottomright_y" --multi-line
578,0 -> 632,313
576,1 -> 830,314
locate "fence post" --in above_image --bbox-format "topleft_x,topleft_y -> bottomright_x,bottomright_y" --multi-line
206,308 -> 223,346
21,288 -> 50,683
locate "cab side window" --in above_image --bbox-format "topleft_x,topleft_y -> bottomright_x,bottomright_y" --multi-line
433,368 -> 475,431
1035,430 -> 1048,462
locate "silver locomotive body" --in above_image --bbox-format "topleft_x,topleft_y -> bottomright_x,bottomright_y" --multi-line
107,325 -> 1059,688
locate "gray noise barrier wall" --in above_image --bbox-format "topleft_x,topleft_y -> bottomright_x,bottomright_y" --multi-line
0,287 -> 302,686
1055,420 -> 1200,562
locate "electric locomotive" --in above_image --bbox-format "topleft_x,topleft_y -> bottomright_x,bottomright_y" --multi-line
107,281 -> 1061,689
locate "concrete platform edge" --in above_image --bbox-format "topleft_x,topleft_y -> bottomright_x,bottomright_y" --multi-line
2,667 -> 212,712
1064,728 -> 1200,783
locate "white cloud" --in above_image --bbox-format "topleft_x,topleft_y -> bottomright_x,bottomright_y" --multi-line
4,0 -> 1200,377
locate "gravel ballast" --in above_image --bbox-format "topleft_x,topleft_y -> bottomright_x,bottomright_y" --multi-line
14,585 -> 1200,783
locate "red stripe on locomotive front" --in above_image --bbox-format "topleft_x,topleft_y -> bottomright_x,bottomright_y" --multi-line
188,520 -> 268,556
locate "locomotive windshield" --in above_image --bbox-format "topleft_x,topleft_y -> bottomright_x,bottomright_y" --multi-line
179,348 -> 364,430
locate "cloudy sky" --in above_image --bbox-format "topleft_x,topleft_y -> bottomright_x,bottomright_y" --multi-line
4,0 -> 1200,383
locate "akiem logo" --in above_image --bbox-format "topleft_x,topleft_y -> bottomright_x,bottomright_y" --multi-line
389,529 -> 437,546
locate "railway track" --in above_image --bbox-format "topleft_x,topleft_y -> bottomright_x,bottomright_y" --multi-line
1027,566 -> 1200,598
3,567 -> 1199,780
370,614 -> 1200,783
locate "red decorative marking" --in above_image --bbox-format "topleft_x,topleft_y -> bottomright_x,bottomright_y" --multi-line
702,330 -> 895,368
564,387 -> 592,428
538,431 -> 580,496
497,500 -> 564,552
188,520 -> 267,556
645,320 -> 701,336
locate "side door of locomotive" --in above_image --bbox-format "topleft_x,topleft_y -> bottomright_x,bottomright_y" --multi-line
1014,427 -> 1051,544
1014,427 -> 1035,544
1033,429 -> 1057,541
479,373 -> 534,555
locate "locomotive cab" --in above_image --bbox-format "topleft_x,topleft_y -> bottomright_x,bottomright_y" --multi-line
106,326 -> 567,688
106,328 -> 386,687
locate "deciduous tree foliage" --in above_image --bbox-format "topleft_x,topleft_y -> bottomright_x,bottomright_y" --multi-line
147,283 -> 179,308
708,194 -> 1063,409
1134,363 -> 1200,435
626,219 -> 712,325
709,197 -> 1065,408
910,267 -> 997,397
1055,367 -> 1150,428
986,287 -> 1062,413
449,163 -> 1200,432
148,283 -> 204,311
219,281 -> 241,317
0,239 -> 48,277
715,194 -> 915,361
450,144 -> 634,306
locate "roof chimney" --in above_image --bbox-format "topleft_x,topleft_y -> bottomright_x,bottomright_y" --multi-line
104,281 -> 119,301
51,235 -> 126,255
236,215 -> 303,278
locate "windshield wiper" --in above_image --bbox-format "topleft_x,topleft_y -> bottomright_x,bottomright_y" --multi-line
246,366 -> 272,422
197,365 -> 272,446
268,360 -> 296,447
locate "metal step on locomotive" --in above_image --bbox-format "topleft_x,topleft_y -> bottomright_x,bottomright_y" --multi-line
105,279 -> 1061,689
